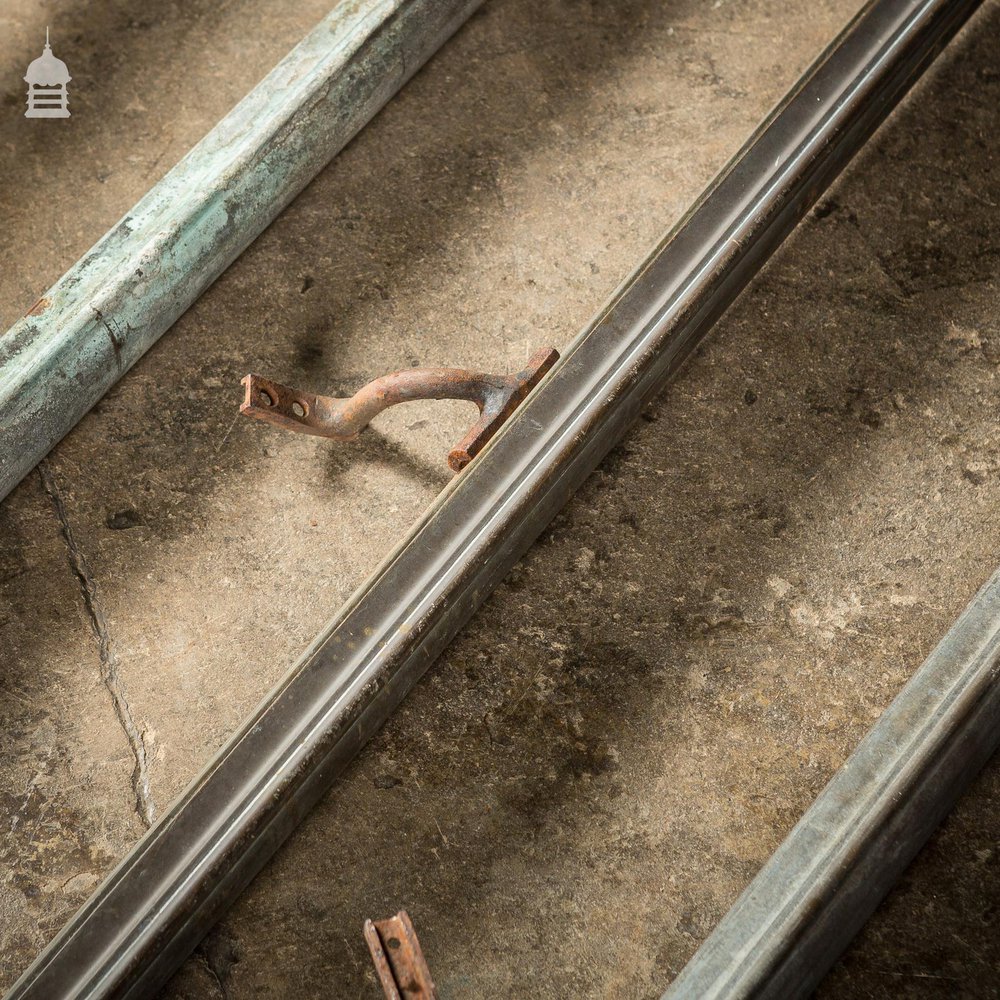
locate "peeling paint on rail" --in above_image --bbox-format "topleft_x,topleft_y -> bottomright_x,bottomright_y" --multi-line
0,0 -> 484,503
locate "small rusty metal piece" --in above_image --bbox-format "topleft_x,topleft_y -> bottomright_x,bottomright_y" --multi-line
240,347 -> 558,472
363,910 -> 437,1000
25,296 -> 51,317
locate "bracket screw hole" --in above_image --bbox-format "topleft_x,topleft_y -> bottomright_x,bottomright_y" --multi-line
386,937 -> 401,950
292,400 -> 307,418
258,389 -> 274,407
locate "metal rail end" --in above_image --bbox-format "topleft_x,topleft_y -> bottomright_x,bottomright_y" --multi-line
363,910 -> 437,999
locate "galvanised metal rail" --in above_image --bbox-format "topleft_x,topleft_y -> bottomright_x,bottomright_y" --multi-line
6,0 -> 986,997
0,0 -> 484,503
662,568 -> 1000,998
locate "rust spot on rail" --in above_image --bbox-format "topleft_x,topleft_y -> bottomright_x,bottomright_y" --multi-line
26,296 -> 51,317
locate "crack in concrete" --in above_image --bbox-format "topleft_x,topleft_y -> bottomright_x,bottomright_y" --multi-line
39,460 -> 156,828
197,954 -> 229,1000
195,928 -> 240,1000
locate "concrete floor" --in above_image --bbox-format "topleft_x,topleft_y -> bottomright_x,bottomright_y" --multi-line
2,0 -> 999,997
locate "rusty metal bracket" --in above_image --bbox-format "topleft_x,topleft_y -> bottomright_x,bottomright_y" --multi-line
363,911 -> 437,1000
240,347 -> 559,472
